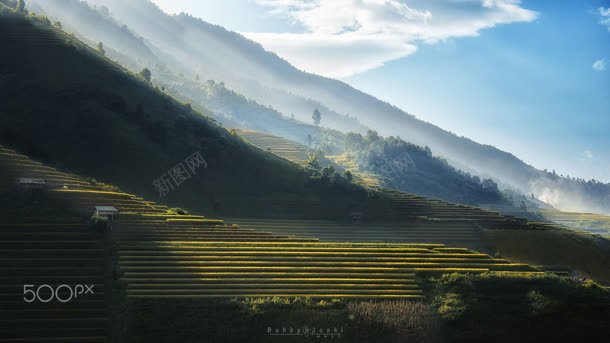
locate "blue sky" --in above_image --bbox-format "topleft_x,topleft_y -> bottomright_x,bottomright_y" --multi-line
151,0 -> 610,182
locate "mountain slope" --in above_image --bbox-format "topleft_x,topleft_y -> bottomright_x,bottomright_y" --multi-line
28,0 -> 159,69
82,0 -> 367,133
0,10 -> 372,219
81,0 -> 610,215
30,0 -> 357,148
19,0 -> 510,208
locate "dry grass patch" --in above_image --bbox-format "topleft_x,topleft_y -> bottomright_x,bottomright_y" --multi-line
347,300 -> 441,343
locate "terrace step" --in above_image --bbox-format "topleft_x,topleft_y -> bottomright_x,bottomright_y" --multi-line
116,245 -> 443,252
128,294 -> 424,299
118,254 -> 497,261
126,288 -> 424,295
127,283 -> 420,289
123,277 -> 416,284
0,317 -> 106,329
118,260 -> 514,267
117,249 -> 448,256
0,300 -> 107,310
0,308 -> 106,320
123,271 -> 419,279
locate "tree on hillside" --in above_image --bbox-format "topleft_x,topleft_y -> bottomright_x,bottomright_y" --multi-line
520,200 -> 527,211
482,179 -> 499,192
139,68 -> 151,84
364,130 -> 380,145
344,170 -> 353,182
15,0 -> 25,13
97,42 -> 105,56
306,149 -> 322,171
312,108 -> 321,126
321,165 -> 336,178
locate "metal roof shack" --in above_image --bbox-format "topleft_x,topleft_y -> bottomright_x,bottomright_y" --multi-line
94,206 -> 119,220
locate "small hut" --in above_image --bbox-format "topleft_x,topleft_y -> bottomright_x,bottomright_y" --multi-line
94,206 -> 119,221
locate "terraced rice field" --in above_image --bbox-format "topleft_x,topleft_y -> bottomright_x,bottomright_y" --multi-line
0,147 -> 181,216
116,223 -> 534,299
0,145 -> 541,341
376,189 -> 549,231
0,147 -> 112,342
537,209 -> 610,237
327,154 -> 384,188
230,132 -> 537,229
112,215 -> 533,300
236,129 -> 312,165
0,147 -> 199,342
236,130 -> 383,188
225,218 -> 484,248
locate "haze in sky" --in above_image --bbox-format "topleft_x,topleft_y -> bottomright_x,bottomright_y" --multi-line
150,0 -> 610,183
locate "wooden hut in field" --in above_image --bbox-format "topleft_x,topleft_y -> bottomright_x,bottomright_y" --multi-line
94,206 -> 119,221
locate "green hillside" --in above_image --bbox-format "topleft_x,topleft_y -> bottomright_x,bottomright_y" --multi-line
0,10 -> 373,219
237,128 -> 513,207
0,9 -> 531,222
14,0 -> 557,211
27,0 -> 362,147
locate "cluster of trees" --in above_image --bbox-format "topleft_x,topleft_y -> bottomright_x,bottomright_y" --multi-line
345,131 -> 506,205
306,150 -> 353,186
162,78 -> 330,147
164,78 -> 279,128
501,189 -> 552,214
0,0 -> 51,25
537,169 -> 610,214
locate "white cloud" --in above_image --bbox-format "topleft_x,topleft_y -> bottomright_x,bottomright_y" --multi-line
599,7 -> 610,31
584,150 -> 594,159
245,32 -> 418,77
245,0 -> 538,78
593,59 -> 606,71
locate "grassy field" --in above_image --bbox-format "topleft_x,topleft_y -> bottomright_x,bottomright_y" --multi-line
537,208 -> 610,237
235,129 -> 313,165
483,227 -> 610,284
327,153 -> 384,187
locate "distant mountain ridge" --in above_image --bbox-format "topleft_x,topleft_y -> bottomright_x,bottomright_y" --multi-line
35,0 -> 610,214
29,0 -> 355,146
